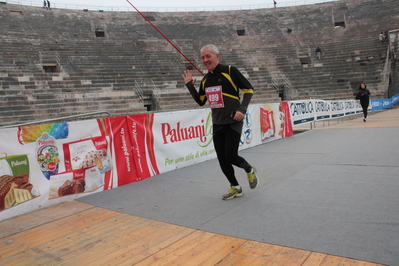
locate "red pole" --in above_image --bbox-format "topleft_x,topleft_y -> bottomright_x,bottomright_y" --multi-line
125,0 -> 204,76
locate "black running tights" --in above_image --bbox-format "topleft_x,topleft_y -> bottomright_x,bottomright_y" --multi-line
361,100 -> 369,118
213,124 -> 250,186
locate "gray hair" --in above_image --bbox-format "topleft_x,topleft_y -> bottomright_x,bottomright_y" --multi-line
200,44 -> 220,55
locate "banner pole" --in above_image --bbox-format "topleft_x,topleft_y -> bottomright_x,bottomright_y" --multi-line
125,0 -> 204,76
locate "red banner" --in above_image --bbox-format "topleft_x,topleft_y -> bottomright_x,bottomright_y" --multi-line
126,114 -> 160,181
98,117 -> 139,187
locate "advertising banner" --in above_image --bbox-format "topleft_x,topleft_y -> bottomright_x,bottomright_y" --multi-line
0,154 -> 39,211
126,114 -> 160,180
152,109 -> 216,174
0,120 -> 107,220
329,100 -> 345,118
240,104 -> 261,149
343,99 -> 360,116
314,99 -> 331,120
1,94 -> 397,221
259,102 -> 293,143
151,106 -> 264,174
371,99 -> 392,111
289,100 -> 315,126
49,167 -> 104,199
97,116 -> 136,187
289,99 -> 365,126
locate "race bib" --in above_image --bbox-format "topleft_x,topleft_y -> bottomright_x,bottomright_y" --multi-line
205,86 -> 224,108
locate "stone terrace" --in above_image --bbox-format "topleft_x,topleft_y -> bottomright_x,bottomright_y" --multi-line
0,0 -> 398,126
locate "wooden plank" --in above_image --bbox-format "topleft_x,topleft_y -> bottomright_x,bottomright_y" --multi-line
114,222 -> 198,265
264,248 -> 311,265
52,233 -> 107,261
21,206 -> 119,245
163,234 -> 243,265
44,232 -> 105,261
0,207 -> 120,259
38,213 -> 147,263
0,201 -> 94,238
37,230 -> 90,257
57,218 -> 160,262
0,201 -> 389,266
116,227 -> 196,266
357,263 -> 382,266
337,258 -> 381,266
197,238 -> 247,266
67,220 -> 188,264
132,230 -> 211,266
160,232 -> 220,266
0,245 -> 69,266
302,252 -> 328,266
215,240 -> 273,266
79,213 -> 146,238
35,210 -> 138,259
338,258 -> 360,266
256,247 -> 311,266
75,220 -> 187,265
257,246 -> 297,265
320,255 -> 344,265
240,242 -> 286,266
249,243 -> 287,265
135,230 -> 215,266
285,249 -> 313,265
60,237 -> 117,263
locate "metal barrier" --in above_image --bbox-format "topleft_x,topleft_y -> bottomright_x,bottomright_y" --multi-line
2,0 -> 341,12
0,111 -> 111,129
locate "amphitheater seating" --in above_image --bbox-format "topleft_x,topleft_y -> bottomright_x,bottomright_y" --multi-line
0,0 -> 398,126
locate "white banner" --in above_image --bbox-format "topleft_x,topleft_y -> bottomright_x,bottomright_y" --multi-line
289,99 -> 364,126
289,100 -> 315,125
0,120 -> 105,220
152,109 -> 216,173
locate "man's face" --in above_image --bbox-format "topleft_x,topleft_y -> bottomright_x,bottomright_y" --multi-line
201,48 -> 220,72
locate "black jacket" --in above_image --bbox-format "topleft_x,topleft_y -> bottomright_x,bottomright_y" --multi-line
186,64 -> 254,125
355,88 -> 370,102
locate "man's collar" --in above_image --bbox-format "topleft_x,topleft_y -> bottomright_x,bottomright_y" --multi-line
209,63 -> 221,74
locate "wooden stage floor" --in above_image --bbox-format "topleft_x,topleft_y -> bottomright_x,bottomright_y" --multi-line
0,201 -> 385,266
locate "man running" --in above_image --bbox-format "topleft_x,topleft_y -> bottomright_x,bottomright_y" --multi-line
182,44 -> 259,200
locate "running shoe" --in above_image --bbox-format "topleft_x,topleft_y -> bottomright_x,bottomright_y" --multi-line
222,186 -> 243,200
247,167 -> 258,189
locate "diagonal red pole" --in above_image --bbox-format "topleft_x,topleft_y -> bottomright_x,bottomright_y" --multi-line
125,0 -> 204,76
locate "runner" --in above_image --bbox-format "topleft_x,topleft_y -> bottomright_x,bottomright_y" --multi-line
182,44 -> 259,200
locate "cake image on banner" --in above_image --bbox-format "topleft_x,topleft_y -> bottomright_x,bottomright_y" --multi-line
63,136 -> 112,173
0,154 -> 40,211
49,167 -> 104,199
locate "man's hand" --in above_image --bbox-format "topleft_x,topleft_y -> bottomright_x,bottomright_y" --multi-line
232,111 -> 245,121
182,69 -> 196,85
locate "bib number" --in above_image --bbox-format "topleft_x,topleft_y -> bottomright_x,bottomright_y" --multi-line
205,86 -> 224,108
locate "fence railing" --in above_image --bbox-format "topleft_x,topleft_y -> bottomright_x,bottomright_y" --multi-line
0,111 -> 111,129
2,0 -> 341,12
